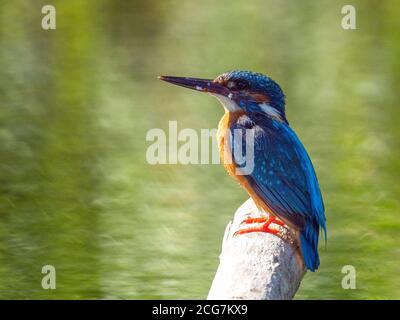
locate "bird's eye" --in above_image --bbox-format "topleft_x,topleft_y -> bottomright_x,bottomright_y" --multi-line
226,80 -> 248,91
236,80 -> 248,90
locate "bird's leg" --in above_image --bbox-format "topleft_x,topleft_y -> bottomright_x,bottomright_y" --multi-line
234,215 -> 287,237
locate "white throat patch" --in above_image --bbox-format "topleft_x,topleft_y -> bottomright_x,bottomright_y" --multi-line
211,93 -> 240,112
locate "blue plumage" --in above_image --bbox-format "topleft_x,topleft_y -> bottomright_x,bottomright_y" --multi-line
231,113 -> 326,271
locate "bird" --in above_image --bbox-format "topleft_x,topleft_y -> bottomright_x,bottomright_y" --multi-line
159,70 -> 326,271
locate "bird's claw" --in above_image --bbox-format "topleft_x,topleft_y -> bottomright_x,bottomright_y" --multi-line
239,216 -> 269,226
234,215 -> 287,237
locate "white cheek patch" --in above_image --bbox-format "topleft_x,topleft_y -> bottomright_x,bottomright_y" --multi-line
259,102 -> 281,118
211,93 -> 241,112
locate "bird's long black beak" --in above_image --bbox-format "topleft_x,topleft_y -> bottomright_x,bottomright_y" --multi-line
158,75 -> 226,95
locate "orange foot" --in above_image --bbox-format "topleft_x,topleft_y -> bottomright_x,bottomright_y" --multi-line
234,215 -> 287,237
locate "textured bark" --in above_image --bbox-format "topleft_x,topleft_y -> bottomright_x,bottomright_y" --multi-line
207,198 -> 305,300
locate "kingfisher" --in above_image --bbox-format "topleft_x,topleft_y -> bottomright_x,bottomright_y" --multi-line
159,70 -> 326,271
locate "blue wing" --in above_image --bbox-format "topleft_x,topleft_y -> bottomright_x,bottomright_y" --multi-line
230,113 -> 326,235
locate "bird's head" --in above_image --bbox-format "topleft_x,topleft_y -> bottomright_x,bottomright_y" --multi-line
159,70 -> 286,122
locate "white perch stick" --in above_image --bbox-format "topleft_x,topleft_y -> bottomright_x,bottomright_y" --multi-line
207,198 -> 305,300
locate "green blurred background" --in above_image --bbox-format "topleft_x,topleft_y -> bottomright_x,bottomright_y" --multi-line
0,0 -> 399,299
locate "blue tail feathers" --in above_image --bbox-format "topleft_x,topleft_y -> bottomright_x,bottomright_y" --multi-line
300,220 -> 320,272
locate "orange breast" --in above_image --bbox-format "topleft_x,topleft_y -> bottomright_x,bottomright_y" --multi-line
217,112 -> 238,178
217,111 -> 276,216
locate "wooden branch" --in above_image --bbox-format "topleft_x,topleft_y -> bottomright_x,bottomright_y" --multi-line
207,198 -> 305,300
